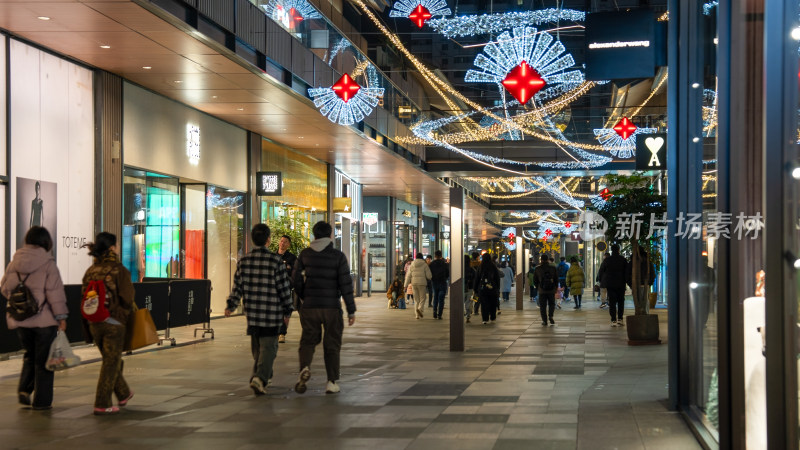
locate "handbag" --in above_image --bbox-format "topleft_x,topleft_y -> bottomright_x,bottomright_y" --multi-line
124,305 -> 159,351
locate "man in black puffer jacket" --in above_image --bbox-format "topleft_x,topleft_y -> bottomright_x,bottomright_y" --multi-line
292,221 -> 355,395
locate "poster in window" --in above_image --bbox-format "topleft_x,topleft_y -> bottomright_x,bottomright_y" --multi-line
16,177 -> 57,257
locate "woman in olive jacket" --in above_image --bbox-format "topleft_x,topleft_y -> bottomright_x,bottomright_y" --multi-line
1,226 -> 67,410
81,232 -> 135,415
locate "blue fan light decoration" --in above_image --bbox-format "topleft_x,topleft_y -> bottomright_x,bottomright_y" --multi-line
592,126 -> 657,159
502,227 -> 517,251
308,69 -> 385,126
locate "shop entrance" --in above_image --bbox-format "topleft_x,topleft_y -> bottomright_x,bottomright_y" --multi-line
181,183 -> 206,279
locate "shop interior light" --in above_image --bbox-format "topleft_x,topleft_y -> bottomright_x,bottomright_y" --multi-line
792,27 -> 800,41
689,282 -> 699,289
792,167 -> 800,179
794,258 -> 800,269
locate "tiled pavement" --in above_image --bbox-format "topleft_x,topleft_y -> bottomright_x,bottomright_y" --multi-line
0,292 -> 700,450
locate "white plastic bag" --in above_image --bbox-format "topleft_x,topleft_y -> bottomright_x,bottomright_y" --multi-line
45,330 -> 81,371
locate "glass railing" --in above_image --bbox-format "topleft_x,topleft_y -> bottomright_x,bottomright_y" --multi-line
249,0 -> 422,126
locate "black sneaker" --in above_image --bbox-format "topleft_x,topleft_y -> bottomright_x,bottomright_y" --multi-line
549,318 -> 555,325
18,392 -> 31,406
542,321 -> 548,326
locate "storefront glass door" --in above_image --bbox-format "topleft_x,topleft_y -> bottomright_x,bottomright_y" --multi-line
206,186 -> 244,316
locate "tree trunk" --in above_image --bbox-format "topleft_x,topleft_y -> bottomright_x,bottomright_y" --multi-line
631,241 -> 646,315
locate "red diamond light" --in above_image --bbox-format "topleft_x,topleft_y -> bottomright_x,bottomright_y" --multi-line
600,188 -> 612,200
408,4 -> 432,28
564,221 -> 571,229
501,61 -> 546,104
613,117 -> 637,140
545,229 -> 553,237
288,7 -> 303,28
508,232 -> 515,241
332,74 -> 360,103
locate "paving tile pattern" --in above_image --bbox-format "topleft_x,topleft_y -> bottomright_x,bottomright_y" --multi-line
0,293 -> 701,449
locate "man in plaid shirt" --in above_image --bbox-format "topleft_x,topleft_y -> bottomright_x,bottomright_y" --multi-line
224,224 -> 293,395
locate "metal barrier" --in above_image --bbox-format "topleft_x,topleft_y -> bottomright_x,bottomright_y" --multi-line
0,278 -> 213,356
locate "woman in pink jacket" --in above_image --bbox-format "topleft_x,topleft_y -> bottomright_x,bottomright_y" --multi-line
1,226 -> 68,410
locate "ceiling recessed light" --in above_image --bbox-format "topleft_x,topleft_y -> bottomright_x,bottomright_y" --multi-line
142,66 -> 152,70
282,128 -> 287,131
236,107 -> 244,111
174,80 -> 182,84
100,45 -> 111,49
298,136 -> 304,139
211,95 -> 217,99
37,16 -> 50,21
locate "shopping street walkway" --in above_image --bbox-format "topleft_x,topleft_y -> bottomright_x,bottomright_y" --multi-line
0,293 -> 700,450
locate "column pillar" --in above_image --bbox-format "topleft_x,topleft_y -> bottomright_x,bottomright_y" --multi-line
515,234 -> 524,311
449,187 -> 464,352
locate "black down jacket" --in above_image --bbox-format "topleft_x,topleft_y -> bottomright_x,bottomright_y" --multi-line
293,238 -> 356,316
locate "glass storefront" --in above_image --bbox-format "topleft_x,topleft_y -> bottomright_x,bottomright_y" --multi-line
206,186 -> 244,316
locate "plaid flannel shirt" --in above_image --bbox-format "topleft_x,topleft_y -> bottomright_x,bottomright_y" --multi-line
226,246 -> 293,329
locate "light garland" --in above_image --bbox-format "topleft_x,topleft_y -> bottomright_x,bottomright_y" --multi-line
309,70 -> 384,125
427,9 -> 585,38
502,227 -> 517,250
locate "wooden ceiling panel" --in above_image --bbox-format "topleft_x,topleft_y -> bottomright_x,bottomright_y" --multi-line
88,3 -> 192,34
183,54 -> 254,74
0,3 -> 126,33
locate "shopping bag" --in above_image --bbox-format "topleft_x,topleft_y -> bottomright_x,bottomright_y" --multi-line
124,307 -> 159,351
45,330 -> 81,371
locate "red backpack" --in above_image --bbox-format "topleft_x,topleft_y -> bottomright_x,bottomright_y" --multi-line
81,278 -> 112,323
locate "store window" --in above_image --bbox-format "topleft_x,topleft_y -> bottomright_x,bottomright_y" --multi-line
206,186 -> 244,316
122,169 -> 180,282
363,214 -> 387,292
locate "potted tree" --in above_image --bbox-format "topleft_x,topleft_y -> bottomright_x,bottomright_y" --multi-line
594,173 -> 666,344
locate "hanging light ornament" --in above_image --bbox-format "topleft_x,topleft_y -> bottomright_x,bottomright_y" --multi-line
309,72 -> 384,126
465,27 -> 584,103
592,117 -> 657,158
389,0 -> 451,28
502,227 -> 517,251
427,8 -> 585,38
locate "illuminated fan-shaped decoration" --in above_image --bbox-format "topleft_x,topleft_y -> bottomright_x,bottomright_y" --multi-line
309,73 -> 384,126
465,27 -> 584,102
592,125 -> 657,158
389,0 -> 451,27
502,227 -> 517,251
261,0 -> 321,28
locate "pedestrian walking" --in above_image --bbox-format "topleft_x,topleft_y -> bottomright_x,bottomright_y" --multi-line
429,251 -> 449,320
533,254 -> 558,326
224,224 -> 293,396
404,253 -> 432,320
1,226 -> 68,411
80,232 -> 135,415
473,253 -> 500,324
566,256 -> 586,309
598,244 -> 628,326
293,221 -> 356,394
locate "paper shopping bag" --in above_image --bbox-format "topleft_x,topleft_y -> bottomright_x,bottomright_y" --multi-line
124,308 -> 159,351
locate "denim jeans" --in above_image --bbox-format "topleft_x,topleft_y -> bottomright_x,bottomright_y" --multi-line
251,334 -> 279,383
432,280 -> 448,318
17,326 -> 57,408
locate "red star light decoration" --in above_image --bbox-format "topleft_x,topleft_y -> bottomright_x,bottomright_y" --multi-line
600,188 -> 612,200
508,232 -> 515,241
544,229 -> 553,238
501,61 -> 546,104
408,4 -> 432,28
613,117 -> 637,140
564,221 -> 571,229
331,74 -> 360,103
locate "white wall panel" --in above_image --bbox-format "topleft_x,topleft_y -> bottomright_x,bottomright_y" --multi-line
123,82 -> 247,192
9,39 -> 94,284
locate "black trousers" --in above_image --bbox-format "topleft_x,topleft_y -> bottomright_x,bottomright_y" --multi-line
17,326 -> 57,408
298,308 -> 344,382
607,287 -> 626,321
538,293 -> 555,322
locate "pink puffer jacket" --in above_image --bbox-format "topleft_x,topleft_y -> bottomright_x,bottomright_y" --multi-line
1,245 -> 68,329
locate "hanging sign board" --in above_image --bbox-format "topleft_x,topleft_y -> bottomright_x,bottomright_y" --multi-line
362,212 -> 379,226
635,133 -> 666,170
333,197 -> 352,213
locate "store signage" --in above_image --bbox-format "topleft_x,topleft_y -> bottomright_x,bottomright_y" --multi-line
363,212 -> 379,226
635,133 -> 666,170
585,10 -> 661,80
186,124 -> 200,165
402,209 -> 412,218
333,197 -> 352,213
256,171 -> 282,196
570,231 -> 582,242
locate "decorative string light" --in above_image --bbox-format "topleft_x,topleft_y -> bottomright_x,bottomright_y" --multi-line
593,126 -> 657,158
427,9 -> 585,38
309,71 -> 384,125
261,0 -> 321,24
502,227 -> 517,250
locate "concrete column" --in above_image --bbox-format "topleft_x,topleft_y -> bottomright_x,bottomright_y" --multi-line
449,187 -> 464,352
515,234 -> 524,311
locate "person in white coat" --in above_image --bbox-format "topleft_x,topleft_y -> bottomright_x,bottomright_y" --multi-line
404,253 -> 431,319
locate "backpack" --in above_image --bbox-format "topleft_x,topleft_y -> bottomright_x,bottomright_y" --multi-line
6,273 -> 39,321
81,275 -> 113,323
479,270 -> 494,292
541,267 -> 556,291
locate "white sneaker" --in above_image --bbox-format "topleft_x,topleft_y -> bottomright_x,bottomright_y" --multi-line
278,334 -> 286,344
611,321 -> 618,327
617,319 -> 624,326
326,380 -> 340,394
250,377 -> 266,395
295,367 -> 311,394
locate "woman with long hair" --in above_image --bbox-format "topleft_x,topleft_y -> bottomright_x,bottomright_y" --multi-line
473,254 -> 500,324
1,226 -> 67,410
81,232 -> 135,415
